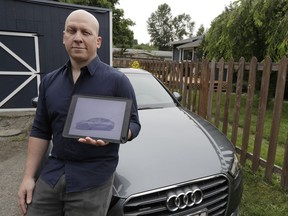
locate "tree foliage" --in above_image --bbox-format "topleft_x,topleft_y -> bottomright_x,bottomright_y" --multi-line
203,0 -> 288,61
147,3 -> 195,50
172,14 -> 195,40
58,0 -> 135,49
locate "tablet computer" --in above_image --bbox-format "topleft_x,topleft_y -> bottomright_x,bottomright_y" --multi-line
63,94 -> 132,143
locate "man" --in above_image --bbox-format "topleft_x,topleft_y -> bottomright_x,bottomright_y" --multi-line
18,9 -> 141,216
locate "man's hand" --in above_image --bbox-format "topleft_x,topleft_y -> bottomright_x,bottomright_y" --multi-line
78,137 -> 109,146
78,129 -> 132,145
18,177 -> 35,215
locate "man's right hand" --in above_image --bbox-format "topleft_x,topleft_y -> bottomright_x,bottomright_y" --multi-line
18,177 -> 35,215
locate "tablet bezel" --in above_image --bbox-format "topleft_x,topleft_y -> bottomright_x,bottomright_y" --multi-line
63,94 -> 132,143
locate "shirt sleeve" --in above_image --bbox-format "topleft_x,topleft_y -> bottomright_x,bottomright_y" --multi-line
30,76 -> 52,141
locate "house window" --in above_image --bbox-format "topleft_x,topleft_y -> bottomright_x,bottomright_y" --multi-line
183,49 -> 193,60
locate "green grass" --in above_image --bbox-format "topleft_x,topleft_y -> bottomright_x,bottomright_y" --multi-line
209,93 -> 288,215
209,93 -> 288,167
240,162 -> 288,216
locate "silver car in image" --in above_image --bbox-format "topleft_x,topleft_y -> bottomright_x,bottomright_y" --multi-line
75,117 -> 115,131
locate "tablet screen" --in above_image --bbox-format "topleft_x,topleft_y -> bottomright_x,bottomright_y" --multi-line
63,94 -> 132,143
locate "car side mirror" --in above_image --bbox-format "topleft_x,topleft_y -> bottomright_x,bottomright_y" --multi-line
173,92 -> 182,102
31,97 -> 38,108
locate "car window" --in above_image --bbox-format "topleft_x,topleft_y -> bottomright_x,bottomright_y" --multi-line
126,73 -> 176,109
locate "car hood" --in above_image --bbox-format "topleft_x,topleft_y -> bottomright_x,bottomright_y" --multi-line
113,107 -> 231,198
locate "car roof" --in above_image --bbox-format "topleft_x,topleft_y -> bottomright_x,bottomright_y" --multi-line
116,68 -> 151,75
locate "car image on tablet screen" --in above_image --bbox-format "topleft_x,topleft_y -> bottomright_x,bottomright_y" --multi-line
75,117 -> 115,131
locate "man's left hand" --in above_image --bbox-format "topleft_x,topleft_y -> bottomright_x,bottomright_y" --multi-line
78,137 -> 109,146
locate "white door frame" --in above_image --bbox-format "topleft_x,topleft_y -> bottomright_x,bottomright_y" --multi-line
0,31 -> 41,112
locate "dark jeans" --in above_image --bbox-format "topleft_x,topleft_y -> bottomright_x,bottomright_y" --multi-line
26,174 -> 114,216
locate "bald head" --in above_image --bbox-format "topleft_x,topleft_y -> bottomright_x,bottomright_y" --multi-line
65,9 -> 100,35
63,9 -> 102,67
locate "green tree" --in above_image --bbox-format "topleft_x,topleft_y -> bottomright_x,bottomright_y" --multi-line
203,0 -> 288,62
147,4 -> 173,50
147,3 -> 195,50
172,13 -> 195,40
196,24 -> 205,36
58,0 -> 135,50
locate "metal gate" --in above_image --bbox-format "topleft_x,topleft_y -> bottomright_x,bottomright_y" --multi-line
0,31 -> 40,111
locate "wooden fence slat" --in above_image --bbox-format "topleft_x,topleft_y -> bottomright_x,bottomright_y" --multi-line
187,62 -> 194,110
240,57 -> 257,165
252,57 -> 272,171
281,134 -> 288,189
231,57 -> 245,145
192,61 -> 200,112
207,59 -> 216,121
222,58 -> 234,135
182,61 -> 189,107
198,59 -> 210,118
214,58 -> 225,127
171,62 -> 176,91
174,62 -> 180,92
265,57 -> 288,180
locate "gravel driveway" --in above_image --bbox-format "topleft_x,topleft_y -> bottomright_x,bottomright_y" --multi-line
0,111 -> 34,216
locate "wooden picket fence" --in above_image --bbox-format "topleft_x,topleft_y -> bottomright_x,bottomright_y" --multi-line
113,56 -> 288,190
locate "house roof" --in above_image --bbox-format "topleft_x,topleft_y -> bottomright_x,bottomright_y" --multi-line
176,39 -> 202,49
169,35 -> 203,46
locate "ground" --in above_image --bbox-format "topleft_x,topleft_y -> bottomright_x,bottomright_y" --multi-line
0,111 -> 34,216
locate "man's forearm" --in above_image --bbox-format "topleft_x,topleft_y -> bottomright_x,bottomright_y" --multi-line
23,137 -> 50,179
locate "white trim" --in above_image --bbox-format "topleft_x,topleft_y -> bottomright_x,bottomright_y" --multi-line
0,108 -> 36,112
0,31 -> 41,109
0,72 -> 35,75
0,42 -> 37,73
34,34 -> 41,95
0,31 -> 37,37
0,75 -> 37,107
109,10 -> 113,66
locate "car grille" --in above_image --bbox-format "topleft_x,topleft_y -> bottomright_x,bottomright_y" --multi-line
123,175 -> 229,216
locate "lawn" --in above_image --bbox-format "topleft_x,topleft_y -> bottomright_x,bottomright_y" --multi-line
240,162 -> 288,216
209,93 -> 288,215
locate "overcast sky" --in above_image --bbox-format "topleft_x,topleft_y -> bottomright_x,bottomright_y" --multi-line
117,0 -> 235,44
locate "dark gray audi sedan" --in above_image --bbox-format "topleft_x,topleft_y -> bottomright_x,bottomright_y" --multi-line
106,68 -> 243,216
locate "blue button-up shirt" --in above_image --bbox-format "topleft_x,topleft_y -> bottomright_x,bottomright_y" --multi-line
30,56 -> 141,193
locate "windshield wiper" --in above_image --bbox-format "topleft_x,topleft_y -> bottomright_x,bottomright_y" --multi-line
138,106 -> 164,110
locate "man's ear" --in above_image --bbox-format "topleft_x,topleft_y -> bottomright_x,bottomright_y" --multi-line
63,30 -> 65,44
97,36 -> 102,48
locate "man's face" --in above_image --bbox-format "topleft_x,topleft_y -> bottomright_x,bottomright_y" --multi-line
63,12 -> 101,64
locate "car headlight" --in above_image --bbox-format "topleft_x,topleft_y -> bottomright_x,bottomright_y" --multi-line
229,153 -> 241,177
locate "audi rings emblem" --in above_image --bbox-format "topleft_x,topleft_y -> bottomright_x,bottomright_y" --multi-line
166,186 -> 203,212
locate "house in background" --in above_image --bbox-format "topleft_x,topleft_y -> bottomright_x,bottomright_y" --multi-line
113,48 -> 172,60
169,35 -> 203,61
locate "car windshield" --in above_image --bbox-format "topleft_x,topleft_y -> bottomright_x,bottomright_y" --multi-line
125,73 -> 176,110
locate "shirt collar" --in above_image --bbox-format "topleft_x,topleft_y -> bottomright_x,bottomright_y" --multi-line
63,56 -> 100,76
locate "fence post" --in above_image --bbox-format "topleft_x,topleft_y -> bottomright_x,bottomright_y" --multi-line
281,134 -> 288,190
222,58 -> 234,135
231,57 -> 245,146
214,58 -> 225,128
240,57 -> 257,165
207,58 -> 216,121
252,57 -> 272,171
198,59 -> 210,118
192,61 -> 200,112
265,56 -> 287,181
